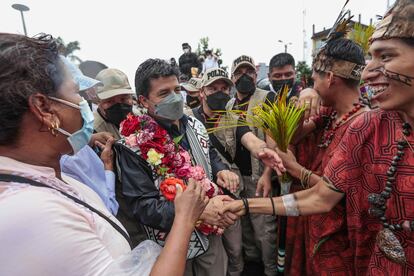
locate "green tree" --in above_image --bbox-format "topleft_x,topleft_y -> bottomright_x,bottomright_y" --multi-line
296,61 -> 313,87
56,37 -> 82,63
196,36 -> 227,72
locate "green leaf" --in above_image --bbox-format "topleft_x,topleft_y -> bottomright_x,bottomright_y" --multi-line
173,134 -> 184,145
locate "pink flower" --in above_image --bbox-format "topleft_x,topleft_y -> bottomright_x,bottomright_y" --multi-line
199,178 -> 212,192
125,135 -> 139,148
137,130 -> 154,144
179,151 -> 192,165
189,166 -> 206,181
172,152 -> 184,168
175,164 -> 192,179
140,115 -> 158,132
164,143 -> 175,153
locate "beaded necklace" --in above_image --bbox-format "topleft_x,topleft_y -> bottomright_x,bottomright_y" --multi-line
368,122 -> 413,264
319,102 -> 365,148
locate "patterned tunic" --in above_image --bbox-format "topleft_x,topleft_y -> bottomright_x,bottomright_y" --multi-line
325,110 -> 414,275
287,111 -> 363,276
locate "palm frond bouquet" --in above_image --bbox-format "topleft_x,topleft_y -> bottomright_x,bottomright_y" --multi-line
209,85 -> 306,194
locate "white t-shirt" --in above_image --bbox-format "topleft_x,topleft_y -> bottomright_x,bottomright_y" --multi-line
202,56 -> 219,73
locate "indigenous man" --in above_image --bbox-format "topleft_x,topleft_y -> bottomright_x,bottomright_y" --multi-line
285,36 -> 368,275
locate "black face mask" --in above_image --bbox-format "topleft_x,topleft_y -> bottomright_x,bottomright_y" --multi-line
272,78 -> 295,93
235,74 -> 256,95
105,103 -> 133,127
186,95 -> 201,108
206,91 -> 231,111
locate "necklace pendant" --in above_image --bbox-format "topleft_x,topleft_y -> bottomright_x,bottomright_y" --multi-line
368,193 -> 385,206
376,228 -> 406,264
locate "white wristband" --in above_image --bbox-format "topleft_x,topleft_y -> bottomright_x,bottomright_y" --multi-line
282,194 -> 300,216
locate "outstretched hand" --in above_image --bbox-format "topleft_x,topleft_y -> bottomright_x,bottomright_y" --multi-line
298,88 -> 321,121
220,200 -> 246,218
216,170 -> 240,193
257,148 -> 286,176
274,148 -> 298,173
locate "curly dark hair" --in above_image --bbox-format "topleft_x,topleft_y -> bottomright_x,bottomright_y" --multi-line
134,58 -> 180,98
0,33 -> 64,145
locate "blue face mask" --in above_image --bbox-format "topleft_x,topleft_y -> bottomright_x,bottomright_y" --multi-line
49,97 -> 94,154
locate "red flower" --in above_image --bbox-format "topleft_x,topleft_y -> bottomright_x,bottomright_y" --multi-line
162,154 -> 175,168
139,140 -> 166,159
153,127 -> 168,142
175,165 -> 191,179
120,114 -> 140,136
160,177 -> 186,201
206,186 -> 217,198
197,223 -> 217,235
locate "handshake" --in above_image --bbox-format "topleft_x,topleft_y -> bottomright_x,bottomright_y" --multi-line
174,179 -> 246,232
173,147 -> 286,232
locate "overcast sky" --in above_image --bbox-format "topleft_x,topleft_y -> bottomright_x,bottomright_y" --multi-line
2,0 -> 393,87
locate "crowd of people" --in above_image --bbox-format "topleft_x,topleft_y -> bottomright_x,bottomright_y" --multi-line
0,0 -> 413,275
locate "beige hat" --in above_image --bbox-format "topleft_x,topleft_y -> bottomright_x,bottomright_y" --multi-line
231,55 -> 256,75
182,78 -> 202,92
95,68 -> 134,100
201,68 -> 233,88
370,0 -> 414,42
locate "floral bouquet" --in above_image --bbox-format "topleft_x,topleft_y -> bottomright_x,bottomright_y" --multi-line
120,114 -> 222,235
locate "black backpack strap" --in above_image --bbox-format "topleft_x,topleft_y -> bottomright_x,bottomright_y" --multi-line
208,133 -> 233,164
0,174 -> 133,249
192,107 -> 233,164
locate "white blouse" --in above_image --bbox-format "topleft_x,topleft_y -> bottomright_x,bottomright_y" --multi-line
0,156 -> 161,276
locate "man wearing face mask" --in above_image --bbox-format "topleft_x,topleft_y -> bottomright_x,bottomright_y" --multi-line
182,77 -> 202,109
188,67 -> 245,275
224,55 -> 278,275
113,59 -> 283,276
266,53 -> 302,103
94,68 -> 135,139
179,43 -> 202,80
113,59 -> 235,276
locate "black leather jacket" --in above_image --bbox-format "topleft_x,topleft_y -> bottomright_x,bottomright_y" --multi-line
113,115 -> 228,232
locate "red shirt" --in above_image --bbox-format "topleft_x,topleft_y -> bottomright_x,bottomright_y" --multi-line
325,110 -> 414,275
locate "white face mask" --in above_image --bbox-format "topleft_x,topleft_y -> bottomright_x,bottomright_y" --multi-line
183,48 -> 190,54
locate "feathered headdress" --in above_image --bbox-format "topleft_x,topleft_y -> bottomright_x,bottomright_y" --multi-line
313,0 -> 365,81
323,0 -> 353,46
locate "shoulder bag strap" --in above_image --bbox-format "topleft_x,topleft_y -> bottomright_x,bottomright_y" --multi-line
0,173 -> 133,249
